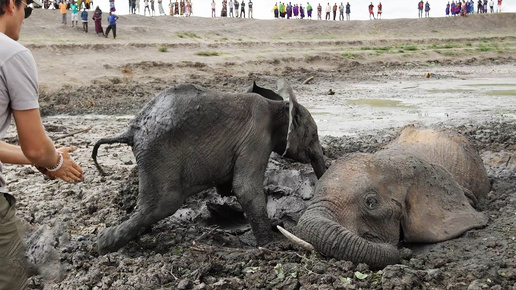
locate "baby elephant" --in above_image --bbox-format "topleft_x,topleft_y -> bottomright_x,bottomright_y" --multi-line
92,79 -> 326,254
280,126 -> 490,269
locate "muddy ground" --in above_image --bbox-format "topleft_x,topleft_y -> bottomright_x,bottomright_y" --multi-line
5,9 -> 516,290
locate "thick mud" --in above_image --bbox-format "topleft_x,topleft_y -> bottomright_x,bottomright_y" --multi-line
5,62 -> 514,289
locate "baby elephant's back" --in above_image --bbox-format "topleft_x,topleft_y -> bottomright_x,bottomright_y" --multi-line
129,84 -> 268,152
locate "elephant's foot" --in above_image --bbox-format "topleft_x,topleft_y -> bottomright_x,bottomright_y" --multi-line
97,226 -> 131,255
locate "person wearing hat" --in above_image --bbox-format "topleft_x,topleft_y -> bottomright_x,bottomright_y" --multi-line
0,0 -> 84,287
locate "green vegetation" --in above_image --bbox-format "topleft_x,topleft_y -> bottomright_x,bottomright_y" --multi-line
177,32 -> 200,38
336,38 -> 516,61
477,45 -> 493,52
401,44 -> 418,51
158,45 -> 168,52
195,51 -> 220,56
342,52 -> 357,59
376,46 -> 392,51
360,46 -> 392,51
428,42 -> 462,49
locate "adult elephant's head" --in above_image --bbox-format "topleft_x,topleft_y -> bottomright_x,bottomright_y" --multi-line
248,79 -> 327,179
282,127 -> 489,269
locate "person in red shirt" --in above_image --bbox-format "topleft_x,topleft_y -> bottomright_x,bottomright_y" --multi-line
377,2 -> 382,19
368,2 -> 375,19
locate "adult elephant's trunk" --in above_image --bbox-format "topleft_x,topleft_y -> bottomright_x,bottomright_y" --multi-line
297,211 -> 400,269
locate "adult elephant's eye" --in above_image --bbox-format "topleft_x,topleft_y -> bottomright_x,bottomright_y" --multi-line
364,194 -> 379,210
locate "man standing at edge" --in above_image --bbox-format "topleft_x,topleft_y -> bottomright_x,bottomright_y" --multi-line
0,0 -> 84,288
104,11 -> 118,39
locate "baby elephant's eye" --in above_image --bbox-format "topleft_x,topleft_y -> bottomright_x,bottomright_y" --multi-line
364,194 -> 379,210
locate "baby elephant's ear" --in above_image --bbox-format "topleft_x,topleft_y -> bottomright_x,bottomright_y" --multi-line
246,81 -> 284,101
401,161 -> 488,243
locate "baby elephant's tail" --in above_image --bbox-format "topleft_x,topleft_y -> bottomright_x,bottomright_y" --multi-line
92,131 -> 133,176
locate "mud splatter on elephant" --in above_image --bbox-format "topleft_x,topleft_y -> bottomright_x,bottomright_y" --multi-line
92,79 -> 326,254
280,126 -> 490,269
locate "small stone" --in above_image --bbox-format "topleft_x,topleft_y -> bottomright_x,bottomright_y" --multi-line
312,262 -> 326,274
177,279 -> 193,290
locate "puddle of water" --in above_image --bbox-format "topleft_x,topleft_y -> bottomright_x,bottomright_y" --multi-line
345,99 -> 415,108
426,89 -> 475,93
467,83 -> 516,87
308,76 -> 516,137
485,90 -> 516,96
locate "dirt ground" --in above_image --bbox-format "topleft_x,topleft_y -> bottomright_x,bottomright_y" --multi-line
6,9 -> 516,289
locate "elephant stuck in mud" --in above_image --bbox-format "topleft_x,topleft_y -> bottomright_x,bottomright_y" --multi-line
280,126 -> 490,269
92,79 -> 326,254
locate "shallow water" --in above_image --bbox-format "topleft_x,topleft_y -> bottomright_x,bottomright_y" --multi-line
310,77 -> 516,137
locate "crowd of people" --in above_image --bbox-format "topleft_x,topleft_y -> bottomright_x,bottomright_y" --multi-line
32,0 -> 509,40
271,2 -> 353,20
212,0 -> 253,18
445,0 -> 503,16
40,0 -> 509,22
46,0 -> 120,38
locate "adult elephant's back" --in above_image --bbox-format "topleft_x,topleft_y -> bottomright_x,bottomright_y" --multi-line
383,126 -> 490,205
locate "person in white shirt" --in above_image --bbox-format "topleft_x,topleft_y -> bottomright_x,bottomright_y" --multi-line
144,0 -> 150,15
0,0 -> 83,288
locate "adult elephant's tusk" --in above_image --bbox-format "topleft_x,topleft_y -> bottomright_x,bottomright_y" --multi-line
277,225 -> 316,252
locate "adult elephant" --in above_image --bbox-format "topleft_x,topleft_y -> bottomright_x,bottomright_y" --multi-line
92,79 -> 326,254
280,126 -> 490,269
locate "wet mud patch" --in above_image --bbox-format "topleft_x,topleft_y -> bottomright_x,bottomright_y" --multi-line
8,112 -> 513,289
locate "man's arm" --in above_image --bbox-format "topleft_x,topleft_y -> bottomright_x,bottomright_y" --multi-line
12,108 -> 58,168
0,141 -> 31,165
12,108 -> 83,182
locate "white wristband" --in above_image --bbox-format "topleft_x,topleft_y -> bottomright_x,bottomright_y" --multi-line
46,152 -> 64,172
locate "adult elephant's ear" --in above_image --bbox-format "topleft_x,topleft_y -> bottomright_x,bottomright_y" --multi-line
401,159 -> 488,243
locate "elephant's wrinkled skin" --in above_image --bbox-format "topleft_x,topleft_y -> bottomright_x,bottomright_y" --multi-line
292,126 -> 490,269
92,79 -> 326,254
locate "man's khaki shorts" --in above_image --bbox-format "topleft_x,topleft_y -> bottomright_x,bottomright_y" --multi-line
0,193 -> 28,290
